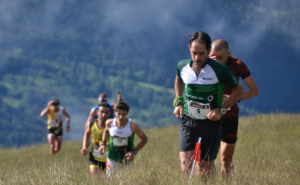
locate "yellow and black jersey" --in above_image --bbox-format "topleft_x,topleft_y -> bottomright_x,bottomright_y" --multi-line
90,120 -> 110,162
47,106 -> 64,129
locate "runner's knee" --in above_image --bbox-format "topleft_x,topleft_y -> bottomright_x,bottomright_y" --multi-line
221,158 -> 232,167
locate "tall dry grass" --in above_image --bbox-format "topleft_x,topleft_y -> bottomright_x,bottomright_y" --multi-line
0,113 -> 299,184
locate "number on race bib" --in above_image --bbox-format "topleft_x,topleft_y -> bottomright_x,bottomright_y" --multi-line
113,136 -> 128,147
188,101 -> 211,120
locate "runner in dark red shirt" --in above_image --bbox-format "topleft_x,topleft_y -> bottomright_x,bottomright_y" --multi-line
210,39 -> 259,178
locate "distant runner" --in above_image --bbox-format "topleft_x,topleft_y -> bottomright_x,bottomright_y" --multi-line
80,102 -> 111,176
86,92 -> 123,124
99,102 -> 148,178
210,39 -> 259,178
173,32 -> 244,177
40,99 -> 70,154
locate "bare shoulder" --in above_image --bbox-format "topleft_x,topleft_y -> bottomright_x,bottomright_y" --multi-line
105,119 -> 113,127
130,120 -> 141,132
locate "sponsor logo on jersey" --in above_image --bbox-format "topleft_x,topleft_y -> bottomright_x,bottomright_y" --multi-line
202,77 -> 213,80
186,94 -> 204,100
207,95 -> 214,102
117,131 -> 123,134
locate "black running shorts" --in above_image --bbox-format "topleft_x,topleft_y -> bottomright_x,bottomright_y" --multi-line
89,152 -> 106,170
48,127 -> 63,137
179,114 -> 222,161
221,117 -> 239,144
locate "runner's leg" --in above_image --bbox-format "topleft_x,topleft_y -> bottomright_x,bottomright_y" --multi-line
197,160 -> 216,177
179,150 -> 194,176
106,158 -> 117,178
47,134 -> 55,154
90,165 -> 98,177
54,137 -> 62,153
220,117 -> 238,178
220,142 -> 235,178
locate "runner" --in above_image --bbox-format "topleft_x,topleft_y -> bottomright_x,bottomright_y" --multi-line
80,102 -> 111,176
99,102 -> 148,178
210,39 -> 259,178
40,99 -> 70,154
86,92 -> 123,124
173,32 -> 244,177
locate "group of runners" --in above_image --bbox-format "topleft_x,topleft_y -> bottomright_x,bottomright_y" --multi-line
174,31 -> 259,178
40,31 -> 259,180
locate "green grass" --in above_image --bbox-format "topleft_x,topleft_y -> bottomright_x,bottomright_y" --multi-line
0,113 -> 300,184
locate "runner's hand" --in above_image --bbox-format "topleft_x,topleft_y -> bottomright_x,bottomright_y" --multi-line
66,127 -> 70,133
210,55 -> 216,60
125,151 -> 135,160
47,100 -> 54,107
99,145 -> 105,155
173,105 -> 183,118
80,148 -> 88,155
207,108 -> 221,121
223,94 -> 230,104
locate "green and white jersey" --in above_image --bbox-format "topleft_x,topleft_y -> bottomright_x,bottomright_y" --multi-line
177,58 -> 239,120
107,118 -> 135,161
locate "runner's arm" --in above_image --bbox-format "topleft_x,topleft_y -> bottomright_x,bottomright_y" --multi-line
131,121 -> 148,151
40,106 -> 50,117
63,109 -> 70,128
99,119 -> 112,154
240,75 -> 259,101
86,108 -> 96,124
222,81 -> 244,109
173,76 -> 185,118
175,76 -> 184,97
81,121 -> 91,153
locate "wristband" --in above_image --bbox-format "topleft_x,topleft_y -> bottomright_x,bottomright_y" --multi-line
100,141 -> 106,146
67,126 -> 70,128
173,96 -> 184,108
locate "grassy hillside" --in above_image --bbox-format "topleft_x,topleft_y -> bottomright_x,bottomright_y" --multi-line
0,113 -> 299,184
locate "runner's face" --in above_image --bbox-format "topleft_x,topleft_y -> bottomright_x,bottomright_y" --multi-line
98,106 -> 110,123
53,105 -> 59,112
209,48 -> 230,64
189,41 -> 209,68
115,109 -> 128,122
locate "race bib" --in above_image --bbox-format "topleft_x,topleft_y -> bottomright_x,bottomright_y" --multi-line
188,101 -> 211,120
113,136 -> 128,147
93,148 -> 108,158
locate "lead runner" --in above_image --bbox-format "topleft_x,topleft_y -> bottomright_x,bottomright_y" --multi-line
173,31 -> 244,178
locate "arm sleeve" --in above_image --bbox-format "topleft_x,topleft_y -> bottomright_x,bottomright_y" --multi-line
221,67 -> 239,88
236,59 -> 251,79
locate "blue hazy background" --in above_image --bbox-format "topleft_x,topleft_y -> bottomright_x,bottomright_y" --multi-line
0,0 -> 299,147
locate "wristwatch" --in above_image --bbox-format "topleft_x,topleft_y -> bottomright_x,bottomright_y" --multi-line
219,107 -> 227,115
133,150 -> 138,154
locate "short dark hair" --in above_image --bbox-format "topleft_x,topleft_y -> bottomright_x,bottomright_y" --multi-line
53,99 -> 60,105
189,32 -> 212,50
98,102 -> 111,111
114,102 -> 130,113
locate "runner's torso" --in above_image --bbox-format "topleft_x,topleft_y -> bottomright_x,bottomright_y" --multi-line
108,118 -> 135,161
90,120 -> 109,162
94,102 -> 114,119
177,58 -> 239,120
47,106 -> 64,129
223,56 -> 251,118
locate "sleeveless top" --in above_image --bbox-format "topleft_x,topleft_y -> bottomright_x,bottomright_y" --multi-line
89,120 -> 110,162
107,118 -> 135,161
47,106 -> 64,129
